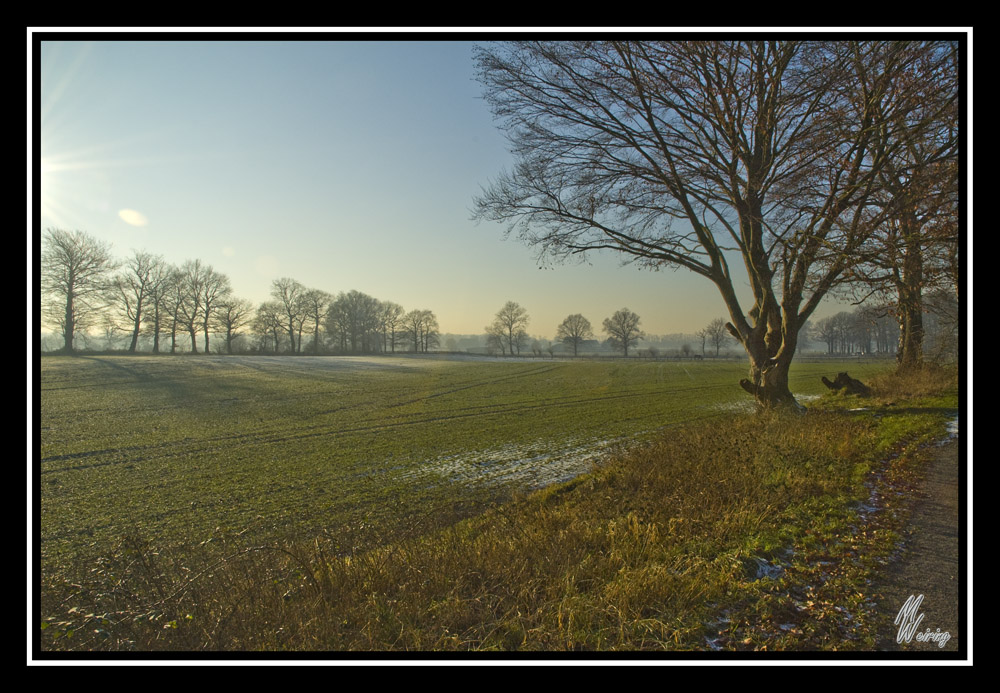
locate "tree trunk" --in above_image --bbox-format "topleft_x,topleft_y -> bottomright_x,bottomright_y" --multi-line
151,310 -> 161,354
731,316 -> 800,409
739,353 -> 797,407
129,312 -> 141,353
896,210 -> 924,372
63,294 -> 75,352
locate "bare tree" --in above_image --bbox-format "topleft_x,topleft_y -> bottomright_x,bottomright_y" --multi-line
378,301 -> 405,353
555,313 -> 594,356
487,301 -> 530,356
300,288 -> 332,354
695,328 -> 708,358
163,266 -> 188,353
271,278 -> 307,354
703,318 -> 730,357
253,301 -> 285,354
474,41 -> 944,406
401,309 -> 438,353
143,259 -> 175,353
847,42 -> 959,370
40,228 -> 117,353
107,250 -> 162,353
174,260 -> 206,353
214,297 -> 254,354
200,266 -> 231,354
328,290 -> 382,354
603,308 -> 644,357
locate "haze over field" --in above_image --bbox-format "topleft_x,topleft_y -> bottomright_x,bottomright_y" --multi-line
35,38 -> 865,338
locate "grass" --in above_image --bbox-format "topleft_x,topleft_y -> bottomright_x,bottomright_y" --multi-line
37,354 -> 955,652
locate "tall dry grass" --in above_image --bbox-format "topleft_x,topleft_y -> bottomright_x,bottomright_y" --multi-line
41,399 -> 913,652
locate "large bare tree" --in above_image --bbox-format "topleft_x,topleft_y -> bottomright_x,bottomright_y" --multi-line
41,228 -> 117,353
474,40 -> 948,406
847,42 -> 960,370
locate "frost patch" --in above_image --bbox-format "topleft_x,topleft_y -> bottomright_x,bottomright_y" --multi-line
407,437 -> 629,490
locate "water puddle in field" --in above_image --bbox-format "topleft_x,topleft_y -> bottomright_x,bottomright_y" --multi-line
405,437 -> 630,490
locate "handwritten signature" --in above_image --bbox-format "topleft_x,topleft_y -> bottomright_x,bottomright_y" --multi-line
894,594 -> 952,649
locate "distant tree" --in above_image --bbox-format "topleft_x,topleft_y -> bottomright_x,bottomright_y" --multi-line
812,315 -> 839,355
108,250 -> 162,353
485,331 -> 503,356
253,301 -> 285,354
163,266 -> 188,353
555,313 -> 594,356
401,309 -> 438,353
704,318 -> 730,357
680,343 -> 693,358
487,301 -> 530,356
602,308 -> 644,357
328,290 -> 382,354
695,328 -> 708,357
142,259 -> 175,353
271,278 -> 307,353
215,297 -> 254,355
174,260 -> 207,353
300,288 -> 332,354
421,311 -> 440,352
40,228 -> 117,353
199,266 -> 231,354
377,301 -> 405,353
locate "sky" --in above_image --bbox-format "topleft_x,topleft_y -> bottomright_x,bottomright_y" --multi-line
33,34 -> 936,339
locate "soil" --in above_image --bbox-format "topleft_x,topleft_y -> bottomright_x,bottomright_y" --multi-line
872,438 -> 964,654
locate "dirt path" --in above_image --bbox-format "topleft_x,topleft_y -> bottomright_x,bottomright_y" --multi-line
873,438 -> 963,654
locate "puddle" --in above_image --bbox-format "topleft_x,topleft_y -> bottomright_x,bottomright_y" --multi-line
947,415 -> 959,437
936,415 -> 959,446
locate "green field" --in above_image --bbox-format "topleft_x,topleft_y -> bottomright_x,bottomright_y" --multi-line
38,354 -> 894,570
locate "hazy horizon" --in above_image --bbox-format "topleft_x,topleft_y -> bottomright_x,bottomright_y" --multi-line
36,38 -> 871,338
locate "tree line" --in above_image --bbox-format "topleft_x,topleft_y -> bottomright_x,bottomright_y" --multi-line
39,229 -> 438,356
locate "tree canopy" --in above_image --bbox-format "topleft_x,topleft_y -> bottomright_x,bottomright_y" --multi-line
474,40 -> 959,404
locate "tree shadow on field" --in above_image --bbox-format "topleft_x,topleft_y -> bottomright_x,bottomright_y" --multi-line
79,356 -> 156,381
77,356 -> 264,410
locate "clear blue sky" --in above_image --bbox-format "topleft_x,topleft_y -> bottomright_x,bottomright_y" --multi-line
37,36 -> 858,338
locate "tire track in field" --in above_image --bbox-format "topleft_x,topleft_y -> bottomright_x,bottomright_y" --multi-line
39,376 -> 738,474
381,363 -> 561,409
